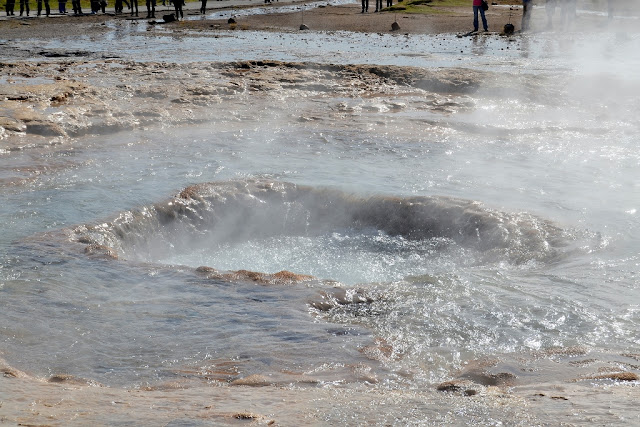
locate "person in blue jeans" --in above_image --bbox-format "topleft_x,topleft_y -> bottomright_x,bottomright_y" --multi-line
472,0 -> 488,32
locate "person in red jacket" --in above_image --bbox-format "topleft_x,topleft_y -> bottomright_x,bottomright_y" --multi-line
472,0 -> 488,32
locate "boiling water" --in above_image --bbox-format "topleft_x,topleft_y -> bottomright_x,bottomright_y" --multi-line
1,24 -> 640,425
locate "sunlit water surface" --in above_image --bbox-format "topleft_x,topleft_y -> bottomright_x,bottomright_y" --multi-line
1,24 -> 639,424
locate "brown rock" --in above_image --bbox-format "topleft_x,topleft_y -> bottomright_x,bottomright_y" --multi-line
209,269 -> 314,285
460,371 -> 516,386
84,244 -> 118,259
25,120 -> 65,137
270,270 -> 314,284
195,266 -> 218,274
2,365 -> 28,379
360,337 -> 395,362
230,374 -> 270,387
0,116 -> 26,133
234,412 -> 258,420
587,372 -> 639,382
436,381 -> 463,393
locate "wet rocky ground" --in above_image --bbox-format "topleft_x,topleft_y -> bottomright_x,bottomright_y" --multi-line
0,57 -> 553,151
1,4 -> 639,425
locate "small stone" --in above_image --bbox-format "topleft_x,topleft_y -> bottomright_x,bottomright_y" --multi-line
436,381 -> 462,392
230,374 -> 270,386
26,121 -> 65,137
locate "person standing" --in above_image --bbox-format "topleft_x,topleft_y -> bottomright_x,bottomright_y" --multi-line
361,0 -> 368,13
522,0 -> 533,31
472,0 -> 488,32
58,0 -> 67,13
375,0 -> 382,12
37,0 -> 50,16
6,0 -> 16,15
130,0 -> 138,16
145,0 -> 155,18
71,0 -> 82,14
386,0 -> 392,7
173,0 -> 182,19
200,0 -> 206,14
559,0 -> 576,26
545,0 -> 556,29
19,0 -> 29,16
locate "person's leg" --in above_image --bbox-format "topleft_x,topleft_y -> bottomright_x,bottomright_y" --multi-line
480,7 -> 488,31
473,5 -> 479,31
568,0 -> 576,23
545,0 -> 554,28
521,2 -> 530,31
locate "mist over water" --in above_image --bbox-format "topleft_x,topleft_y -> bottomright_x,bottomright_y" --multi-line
1,20 -> 640,424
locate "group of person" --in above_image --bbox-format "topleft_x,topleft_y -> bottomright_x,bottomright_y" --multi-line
541,0 -> 579,30
473,0 -> 617,34
472,0 -> 538,33
3,0 -> 72,15
361,0 -> 392,14
4,0 -> 187,18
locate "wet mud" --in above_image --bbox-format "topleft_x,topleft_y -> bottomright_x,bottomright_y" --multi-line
2,347 -> 639,426
1,59 -> 556,149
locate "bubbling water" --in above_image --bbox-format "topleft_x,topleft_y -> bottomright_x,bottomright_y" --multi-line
73,179 -> 572,285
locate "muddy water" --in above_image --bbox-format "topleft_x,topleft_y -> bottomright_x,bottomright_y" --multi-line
1,23 -> 640,426
3,22 -> 587,67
